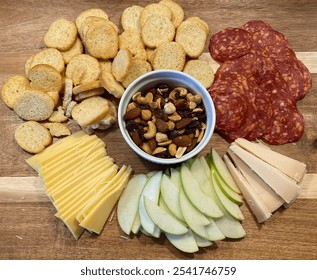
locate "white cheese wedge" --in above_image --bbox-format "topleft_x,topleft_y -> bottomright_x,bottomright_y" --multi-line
235,138 -> 307,182
229,145 -> 300,204
227,150 -> 284,213
223,154 -> 271,223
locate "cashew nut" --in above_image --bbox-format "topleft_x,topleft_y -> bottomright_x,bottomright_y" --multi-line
133,92 -> 154,105
168,87 -> 187,100
144,120 -> 157,139
186,93 -> 202,104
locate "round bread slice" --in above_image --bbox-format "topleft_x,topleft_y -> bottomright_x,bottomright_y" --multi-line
141,15 -> 175,48
151,41 -> 186,71
121,5 -> 144,31
139,3 -> 173,27
44,18 -> 78,51
159,0 -> 184,28
121,59 -> 152,88
66,54 -> 100,85
1,75 -> 30,109
28,64 -> 63,92
119,30 -> 146,57
175,20 -> 207,58
15,121 -> 52,153
84,20 -> 119,59
76,8 -> 109,30
14,90 -> 55,121
30,48 -> 65,73
183,59 -> 215,89
71,96 -> 109,127
61,37 -> 84,64
111,49 -> 133,82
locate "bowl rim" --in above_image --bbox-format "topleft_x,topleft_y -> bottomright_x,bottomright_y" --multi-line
118,69 -> 216,164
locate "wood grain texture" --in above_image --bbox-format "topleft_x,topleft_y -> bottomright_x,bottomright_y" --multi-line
0,0 -> 317,260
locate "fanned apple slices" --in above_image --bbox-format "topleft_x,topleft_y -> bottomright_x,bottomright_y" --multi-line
224,138 -> 306,223
117,151 -> 246,254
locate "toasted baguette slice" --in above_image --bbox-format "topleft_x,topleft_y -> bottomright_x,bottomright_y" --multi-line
14,90 -> 55,121
44,18 -> 78,51
1,75 -> 30,109
183,59 -> 214,89
28,64 -> 63,92
111,49 -> 133,82
71,96 -> 109,127
15,121 -> 52,153
100,71 -> 124,98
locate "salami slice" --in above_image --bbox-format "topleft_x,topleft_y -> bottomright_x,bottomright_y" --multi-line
241,20 -> 273,34
209,27 -> 252,62
262,98 -> 305,145
209,80 -> 248,132
245,84 -> 273,139
251,29 -> 289,58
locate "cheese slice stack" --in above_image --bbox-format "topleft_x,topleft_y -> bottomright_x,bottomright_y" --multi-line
27,131 -> 132,239
225,138 -> 306,223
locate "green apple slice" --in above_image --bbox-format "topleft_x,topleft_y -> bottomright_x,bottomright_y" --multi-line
210,174 -> 246,239
138,171 -> 162,236
181,164 -> 223,218
190,157 -> 213,197
205,218 -> 226,241
165,229 -> 199,253
117,174 -> 148,235
210,149 -> 241,194
159,196 -> 187,227
179,186 -> 211,240
131,212 -> 141,234
160,174 -> 185,222
213,167 -> 243,205
169,167 -> 181,189
144,197 -> 188,235
193,232 -> 213,248
211,170 -> 244,221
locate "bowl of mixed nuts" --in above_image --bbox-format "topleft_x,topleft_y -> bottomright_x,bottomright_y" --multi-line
118,70 -> 216,164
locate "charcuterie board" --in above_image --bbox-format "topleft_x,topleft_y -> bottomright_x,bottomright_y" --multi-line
0,0 -> 316,260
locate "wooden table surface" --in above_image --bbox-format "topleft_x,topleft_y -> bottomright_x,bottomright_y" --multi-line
1,0 -> 317,260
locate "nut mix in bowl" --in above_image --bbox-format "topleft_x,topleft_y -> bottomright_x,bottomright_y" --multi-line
118,70 -> 216,164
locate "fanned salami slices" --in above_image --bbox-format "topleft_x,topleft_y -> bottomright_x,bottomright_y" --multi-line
208,20 -> 312,145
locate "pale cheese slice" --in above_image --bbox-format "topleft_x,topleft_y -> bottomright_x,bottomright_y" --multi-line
227,150 -> 284,213
235,138 -> 307,182
223,154 -> 271,223
229,144 -> 300,204
77,165 -> 132,223
79,166 -> 132,233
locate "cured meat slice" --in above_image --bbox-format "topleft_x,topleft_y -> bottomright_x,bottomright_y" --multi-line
245,84 -> 272,139
241,20 -> 273,34
251,29 -> 289,58
209,28 -> 252,62
262,98 -> 305,145
209,83 -> 248,132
